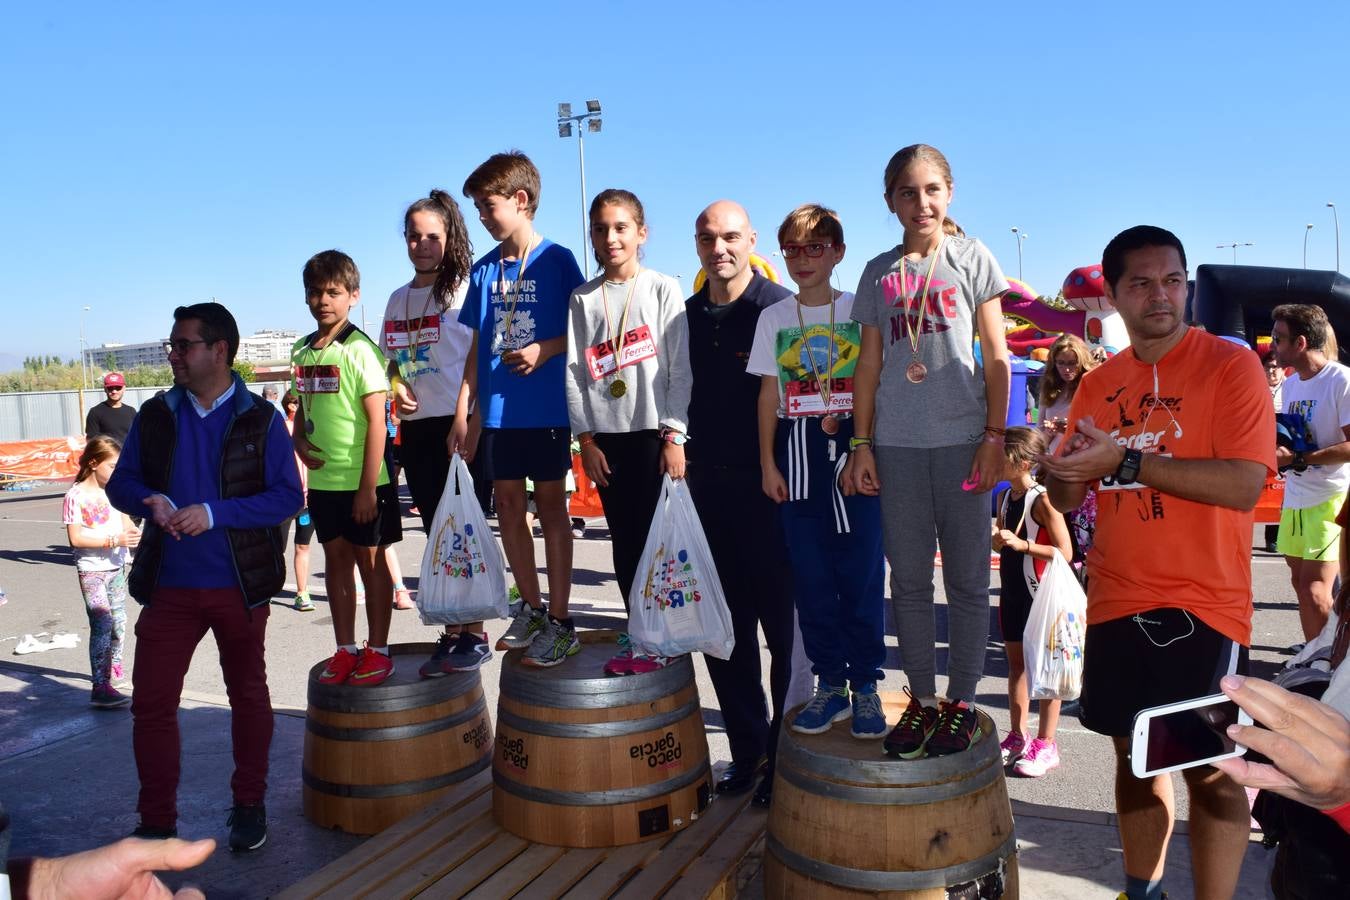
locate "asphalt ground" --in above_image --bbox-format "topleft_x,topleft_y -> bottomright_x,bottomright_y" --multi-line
0,481 -> 1297,897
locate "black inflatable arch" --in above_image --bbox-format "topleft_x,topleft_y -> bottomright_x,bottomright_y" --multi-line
1187,265 -> 1350,364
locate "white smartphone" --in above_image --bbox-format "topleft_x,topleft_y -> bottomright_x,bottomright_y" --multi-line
1130,693 -> 1254,778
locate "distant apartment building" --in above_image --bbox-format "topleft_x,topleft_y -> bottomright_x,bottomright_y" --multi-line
84,329 -> 299,371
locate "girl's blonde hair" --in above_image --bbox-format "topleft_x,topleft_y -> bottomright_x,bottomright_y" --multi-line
75,435 -> 120,484
883,144 -> 964,237
1039,333 -> 1097,408
1003,426 -> 1048,474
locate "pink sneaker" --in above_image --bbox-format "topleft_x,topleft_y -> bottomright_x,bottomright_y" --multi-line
604,638 -> 672,676
999,731 -> 1027,766
1013,737 -> 1060,777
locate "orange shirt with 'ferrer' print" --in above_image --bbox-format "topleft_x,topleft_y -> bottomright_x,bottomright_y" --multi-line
1063,328 -> 1275,645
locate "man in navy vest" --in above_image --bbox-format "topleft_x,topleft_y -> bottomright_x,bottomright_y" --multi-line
108,302 -> 301,853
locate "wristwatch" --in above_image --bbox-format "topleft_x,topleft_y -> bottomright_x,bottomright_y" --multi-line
660,427 -> 688,446
1115,448 -> 1142,484
1293,451 -> 1309,472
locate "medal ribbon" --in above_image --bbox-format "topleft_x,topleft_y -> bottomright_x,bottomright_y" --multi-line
496,233 -> 536,351
297,337 -> 341,431
400,284 -> 438,385
901,235 -> 945,362
794,292 -> 836,414
601,268 -> 640,382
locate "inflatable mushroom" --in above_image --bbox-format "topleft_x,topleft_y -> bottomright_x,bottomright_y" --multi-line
1061,264 -> 1128,349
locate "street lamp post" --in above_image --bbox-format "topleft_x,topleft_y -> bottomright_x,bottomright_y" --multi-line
557,100 -> 602,280
1217,242 -> 1253,264
1304,223 -> 1315,269
1329,202 -> 1341,271
1010,227 -> 1027,281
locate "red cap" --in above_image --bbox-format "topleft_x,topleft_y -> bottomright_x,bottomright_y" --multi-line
103,372 -> 126,388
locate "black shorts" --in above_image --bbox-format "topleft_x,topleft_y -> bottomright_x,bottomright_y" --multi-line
483,426 -> 571,483
292,508 -> 314,547
308,482 -> 403,547
1078,607 -> 1248,738
998,555 -> 1034,642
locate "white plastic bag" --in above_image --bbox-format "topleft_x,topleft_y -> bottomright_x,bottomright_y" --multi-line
628,475 -> 734,659
1022,549 -> 1087,701
416,453 -> 509,626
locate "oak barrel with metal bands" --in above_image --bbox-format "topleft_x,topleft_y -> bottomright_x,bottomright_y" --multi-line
492,630 -> 713,847
302,642 -> 492,835
766,695 -> 1018,898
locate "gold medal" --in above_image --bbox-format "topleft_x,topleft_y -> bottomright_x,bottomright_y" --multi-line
821,414 -> 840,435
609,379 -> 627,399
906,360 -> 928,384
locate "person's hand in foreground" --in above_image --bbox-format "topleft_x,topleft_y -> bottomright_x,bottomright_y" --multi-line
24,836 -> 215,900
1214,674 -> 1350,811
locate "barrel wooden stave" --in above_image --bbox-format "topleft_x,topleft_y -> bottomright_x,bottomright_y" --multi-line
765,695 -> 1018,898
302,642 -> 493,835
491,630 -> 713,848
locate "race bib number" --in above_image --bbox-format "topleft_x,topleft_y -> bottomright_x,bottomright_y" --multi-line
784,377 -> 854,417
585,324 -> 658,380
295,364 -> 340,394
384,315 -> 441,351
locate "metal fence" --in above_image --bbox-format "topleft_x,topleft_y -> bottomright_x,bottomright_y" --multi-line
0,382 -> 291,442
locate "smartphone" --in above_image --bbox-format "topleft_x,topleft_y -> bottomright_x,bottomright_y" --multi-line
1130,693 -> 1253,778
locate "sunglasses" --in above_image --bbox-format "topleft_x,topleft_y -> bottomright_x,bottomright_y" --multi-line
780,242 -> 834,260
105,386 -> 123,392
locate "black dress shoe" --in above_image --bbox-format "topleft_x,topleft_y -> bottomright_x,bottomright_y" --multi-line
751,773 -> 773,807
715,758 -> 764,795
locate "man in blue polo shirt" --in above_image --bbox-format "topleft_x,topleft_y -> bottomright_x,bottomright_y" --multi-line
685,200 -> 797,807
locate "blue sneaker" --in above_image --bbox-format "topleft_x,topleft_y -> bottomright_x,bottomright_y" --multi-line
850,683 -> 887,739
791,682 -> 851,734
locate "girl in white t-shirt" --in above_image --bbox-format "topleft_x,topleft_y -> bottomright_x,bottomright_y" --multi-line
565,188 -> 691,674
845,143 -> 1011,759
62,436 -> 140,708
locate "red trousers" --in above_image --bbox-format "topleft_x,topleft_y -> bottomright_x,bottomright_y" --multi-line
131,587 -> 272,827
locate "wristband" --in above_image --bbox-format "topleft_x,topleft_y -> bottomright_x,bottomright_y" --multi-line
849,437 -> 873,451
1325,800 -> 1350,833
983,425 -> 1007,436
660,427 -> 688,446
982,434 -> 1005,444
579,436 -> 596,447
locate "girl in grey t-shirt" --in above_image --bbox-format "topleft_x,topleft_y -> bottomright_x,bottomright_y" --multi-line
846,144 -> 1012,759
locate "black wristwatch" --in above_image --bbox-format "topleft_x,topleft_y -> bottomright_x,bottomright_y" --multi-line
1293,451 -> 1308,473
1115,448 -> 1142,484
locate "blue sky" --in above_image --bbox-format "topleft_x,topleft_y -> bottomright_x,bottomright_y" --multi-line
3,2 -> 1348,371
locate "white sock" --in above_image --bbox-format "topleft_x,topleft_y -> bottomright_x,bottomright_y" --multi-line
370,645 -> 390,656
340,644 -> 358,654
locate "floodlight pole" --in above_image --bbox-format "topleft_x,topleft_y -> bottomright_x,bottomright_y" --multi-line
1217,241 -> 1253,264
1329,202 -> 1341,272
557,100 -> 602,281
1304,224 -> 1314,269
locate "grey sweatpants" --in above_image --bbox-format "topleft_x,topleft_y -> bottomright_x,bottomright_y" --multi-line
875,443 -> 991,702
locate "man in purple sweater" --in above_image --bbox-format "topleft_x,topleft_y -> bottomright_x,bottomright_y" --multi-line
108,302 -> 302,853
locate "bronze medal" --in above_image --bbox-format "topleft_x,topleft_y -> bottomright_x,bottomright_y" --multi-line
304,419 -> 315,434
906,360 -> 928,384
821,414 -> 840,435
609,379 -> 627,399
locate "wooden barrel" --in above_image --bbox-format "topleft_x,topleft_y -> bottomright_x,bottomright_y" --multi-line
492,630 -> 713,847
302,642 -> 493,835
765,694 -> 1018,898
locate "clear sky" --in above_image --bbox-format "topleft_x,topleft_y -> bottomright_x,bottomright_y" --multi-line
3,1 -> 1348,372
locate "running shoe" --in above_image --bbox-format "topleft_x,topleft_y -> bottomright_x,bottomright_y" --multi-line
1000,731 -> 1028,766
90,686 -> 131,709
227,804 -> 267,852
883,688 -> 939,759
1012,737 -> 1060,777
293,592 -> 315,612
419,632 -> 455,678
444,632 -> 492,672
792,682 -> 851,734
926,700 -> 982,757
498,599 -> 546,650
317,647 -> 359,685
850,683 -> 887,739
349,645 -> 394,686
522,616 -> 581,668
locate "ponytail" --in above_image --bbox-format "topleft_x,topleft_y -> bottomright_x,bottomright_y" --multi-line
76,435 -> 120,484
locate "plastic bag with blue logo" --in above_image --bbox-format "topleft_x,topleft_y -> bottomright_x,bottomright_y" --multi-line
628,474 -> 734,660
1023,549 -> 1086,701
416,453 -> 509,626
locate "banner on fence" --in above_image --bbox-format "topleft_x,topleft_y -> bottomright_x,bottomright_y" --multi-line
0,437 -> 82,481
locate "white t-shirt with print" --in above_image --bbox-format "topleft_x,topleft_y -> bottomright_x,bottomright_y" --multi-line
748,292 -> 859,418
381,281 -> 473,420
1281,360 -> 1350,508
62,480 -> 127,572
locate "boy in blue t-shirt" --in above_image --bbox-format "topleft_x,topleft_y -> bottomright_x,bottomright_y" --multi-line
448,151 -> 585,671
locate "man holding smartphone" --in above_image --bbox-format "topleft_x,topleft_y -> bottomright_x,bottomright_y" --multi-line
1039,226 -> 1276,900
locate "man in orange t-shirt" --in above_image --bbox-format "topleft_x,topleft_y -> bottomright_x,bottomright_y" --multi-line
1040,226 -> 1275,900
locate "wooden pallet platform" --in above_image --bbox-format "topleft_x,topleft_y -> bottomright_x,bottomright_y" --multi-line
278,767 -> 767,900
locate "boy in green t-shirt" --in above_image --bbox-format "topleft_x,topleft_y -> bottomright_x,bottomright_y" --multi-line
292,250 -> 403,687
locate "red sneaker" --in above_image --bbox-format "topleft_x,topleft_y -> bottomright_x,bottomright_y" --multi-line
317,648 -> 359,685
349,645 -> 394,686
